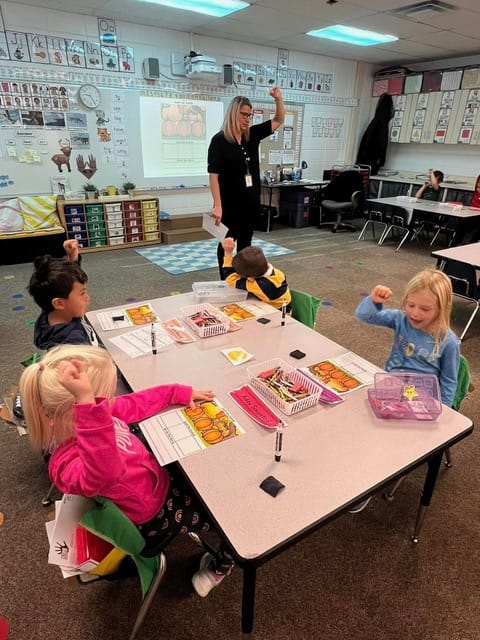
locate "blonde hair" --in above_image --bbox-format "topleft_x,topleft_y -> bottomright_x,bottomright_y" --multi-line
222,96 -> 252,144
403,268 -> 453,353
19,345 -> 117,452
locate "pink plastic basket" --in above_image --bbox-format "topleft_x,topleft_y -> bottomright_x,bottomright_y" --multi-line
247,358 -> 321,415
368,372 -> 442,421
181,303 -> 229,338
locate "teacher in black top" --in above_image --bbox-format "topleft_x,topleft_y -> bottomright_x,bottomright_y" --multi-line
208,88 -> 285,278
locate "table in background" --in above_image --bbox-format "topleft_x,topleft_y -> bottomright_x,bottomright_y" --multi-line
367,197 -> 480,227
365,197 -> 480,248
370,172 -> 474,200
87,294 -> 473,635
261,179 -> 327,207
432,242 -> 480,339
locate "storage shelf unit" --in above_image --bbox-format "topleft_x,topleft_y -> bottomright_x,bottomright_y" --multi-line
56,196 -> 160,252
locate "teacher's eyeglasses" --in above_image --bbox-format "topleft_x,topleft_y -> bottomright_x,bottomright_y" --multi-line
239,111 -> 253,120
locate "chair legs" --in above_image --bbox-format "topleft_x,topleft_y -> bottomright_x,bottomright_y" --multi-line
128,552 -> 167,640
42,481 -> 58,506
378,225 -> 410,251
357,217 -> 388,242
383,448 -> 452,501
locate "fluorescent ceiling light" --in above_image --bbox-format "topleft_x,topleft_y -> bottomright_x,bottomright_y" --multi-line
307,25 -> 398,46
136,0 -> 249,17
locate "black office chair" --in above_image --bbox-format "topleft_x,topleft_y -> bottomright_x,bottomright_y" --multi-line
319,169 -> 365,232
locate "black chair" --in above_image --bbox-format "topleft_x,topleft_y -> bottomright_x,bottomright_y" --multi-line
440,258 -> 480,340
319,169 -> 365,232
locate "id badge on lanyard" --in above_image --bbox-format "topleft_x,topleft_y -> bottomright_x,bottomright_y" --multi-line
240,143 -> 253,188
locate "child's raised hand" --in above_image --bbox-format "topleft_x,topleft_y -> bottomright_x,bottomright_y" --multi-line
221,237 -> 236,255
371,285 -> 393,304
63,239 -> 79,262
189,389 -> 214,409
57,359 -> 95,404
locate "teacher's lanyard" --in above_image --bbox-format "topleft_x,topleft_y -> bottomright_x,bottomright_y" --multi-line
239,143 -> 253,188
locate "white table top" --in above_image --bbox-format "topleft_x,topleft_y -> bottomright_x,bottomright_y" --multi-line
370,172 -> 475,190
432,242 -> 480,268
367,196 -> 480,220
87,293 -> 473,562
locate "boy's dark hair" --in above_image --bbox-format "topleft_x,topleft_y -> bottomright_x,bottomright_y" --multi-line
28,255 -> 88,312
232,246 -> 268,278
433,170 -> 444,183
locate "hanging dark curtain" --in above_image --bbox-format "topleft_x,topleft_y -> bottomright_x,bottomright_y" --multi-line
355,93 -> 394,175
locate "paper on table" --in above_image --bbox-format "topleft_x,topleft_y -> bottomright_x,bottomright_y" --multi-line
221,347 -> 254,365
97,311 -> 130,331
302,351 -> 378,394
109,323 -> 174,358
140,398 -> 245,465
202,213 -> 228,241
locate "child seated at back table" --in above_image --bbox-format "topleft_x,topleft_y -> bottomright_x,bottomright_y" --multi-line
415,168 -> 444,201
28,239 -> 97,350
456,174 -> 480,244
355,268 -> 460,408
221,237 -> 291,310
18,344 -> 234,597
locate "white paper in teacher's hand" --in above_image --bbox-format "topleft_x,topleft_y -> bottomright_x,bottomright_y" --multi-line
202,213 -> 228,241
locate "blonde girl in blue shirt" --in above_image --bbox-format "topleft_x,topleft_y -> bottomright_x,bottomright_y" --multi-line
355,268 -> 460,407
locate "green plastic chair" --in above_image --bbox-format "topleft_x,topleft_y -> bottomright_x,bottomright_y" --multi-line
79,496 -> 167,640
290,289 -> 321,329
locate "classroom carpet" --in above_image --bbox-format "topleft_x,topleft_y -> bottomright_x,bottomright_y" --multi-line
135,238 -> 295,275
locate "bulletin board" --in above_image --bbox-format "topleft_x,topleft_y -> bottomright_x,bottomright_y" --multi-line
256,101 -> 304,175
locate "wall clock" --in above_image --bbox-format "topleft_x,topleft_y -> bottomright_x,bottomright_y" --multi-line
77,84 -> 101,109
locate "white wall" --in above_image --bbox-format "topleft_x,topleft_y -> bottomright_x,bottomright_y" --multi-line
385,143 -> 480,178
0,1 -> 367,212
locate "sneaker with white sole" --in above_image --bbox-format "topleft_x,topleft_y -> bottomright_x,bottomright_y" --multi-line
192,552 -> 231,598
348,497 -> 372,514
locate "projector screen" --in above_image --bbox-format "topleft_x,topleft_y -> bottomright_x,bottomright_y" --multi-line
140,96 -> 224,178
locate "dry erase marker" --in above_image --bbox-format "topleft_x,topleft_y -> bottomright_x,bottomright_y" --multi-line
281,302 -> 287,327
151,322 -> 157,355
275,424 -> 283,462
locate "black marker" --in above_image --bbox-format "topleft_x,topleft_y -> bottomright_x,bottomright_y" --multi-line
151,322 -> 157,355
281,302 -> 287,327
275,424 -> 283,462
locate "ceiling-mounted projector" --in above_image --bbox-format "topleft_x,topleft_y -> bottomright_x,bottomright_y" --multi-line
184,54 -> 222,82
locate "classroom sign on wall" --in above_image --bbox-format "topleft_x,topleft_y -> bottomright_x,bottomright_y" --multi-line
0,30 -> 134,73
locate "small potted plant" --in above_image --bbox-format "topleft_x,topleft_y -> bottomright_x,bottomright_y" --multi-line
83,182 -> 97,200
123,181 -> 136,197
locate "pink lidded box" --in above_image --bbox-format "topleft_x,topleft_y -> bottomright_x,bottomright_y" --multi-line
368,372 -> 442,421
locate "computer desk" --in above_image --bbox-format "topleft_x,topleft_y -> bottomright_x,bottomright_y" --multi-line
261,179 -> 328,209
87,293 -> 473,635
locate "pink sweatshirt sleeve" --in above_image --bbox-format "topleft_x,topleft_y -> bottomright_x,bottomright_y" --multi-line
53,398 -> 125,496
111,384 -> 193,422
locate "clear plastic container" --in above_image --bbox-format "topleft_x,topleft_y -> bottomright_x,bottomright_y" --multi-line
247,358 -> 321,415
367,372 -> 442,421
192,281 -> 248,304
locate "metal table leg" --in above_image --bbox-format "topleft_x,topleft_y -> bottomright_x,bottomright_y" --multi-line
411,451 -> 443,543
241,564 -> 257,635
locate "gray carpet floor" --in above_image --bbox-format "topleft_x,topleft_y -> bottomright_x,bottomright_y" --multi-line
0,222 -> 478,640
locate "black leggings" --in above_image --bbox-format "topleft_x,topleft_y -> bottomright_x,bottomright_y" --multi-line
138,476 -> 232,573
